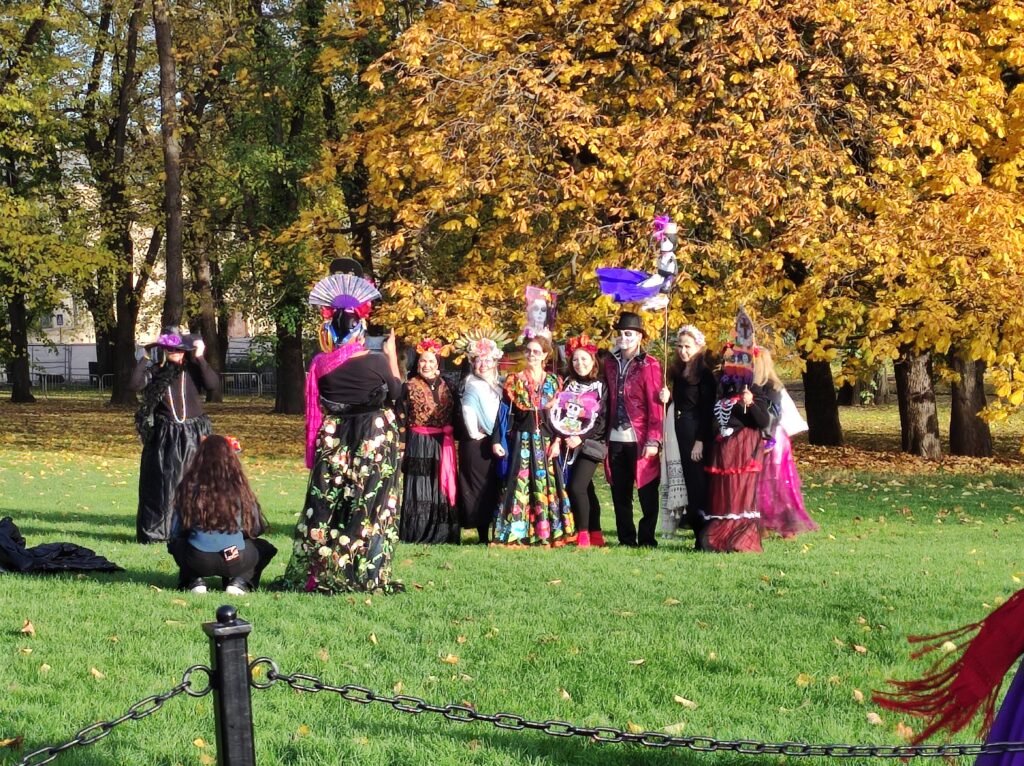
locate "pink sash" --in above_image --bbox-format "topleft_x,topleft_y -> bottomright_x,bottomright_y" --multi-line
305,342 -> 366,468
412,425 -> 457,507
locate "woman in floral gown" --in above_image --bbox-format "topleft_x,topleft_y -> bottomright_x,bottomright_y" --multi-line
491,334 -> 575,546
282,270 -> 405,593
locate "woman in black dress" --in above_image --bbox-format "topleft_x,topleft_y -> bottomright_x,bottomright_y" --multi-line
399,340 -> 460,544
659,325 -> 716,545
282,273 -> 405,593
129,327 -> 220,544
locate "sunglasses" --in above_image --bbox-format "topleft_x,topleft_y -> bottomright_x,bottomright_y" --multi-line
526,348 -> 546,356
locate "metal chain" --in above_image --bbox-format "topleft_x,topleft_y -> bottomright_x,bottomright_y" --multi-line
13,664 -> 213,766
249,657 -> 1024,759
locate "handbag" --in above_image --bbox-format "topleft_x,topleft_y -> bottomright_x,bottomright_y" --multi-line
579,438 -> 607,461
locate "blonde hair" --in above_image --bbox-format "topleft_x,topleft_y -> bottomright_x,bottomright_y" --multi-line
752,347 -> 784,390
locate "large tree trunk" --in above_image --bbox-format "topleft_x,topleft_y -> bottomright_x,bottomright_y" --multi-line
110,226 -> 161,406
214,255 -> 230,375
801,358 -> 843,446
7,291 -> 35,403
193,243 -> 223,403
110,277 -> 141,406
153,0 -> 184,327
82,268 -> 117,380
274,314 -> 305,414
342,161 -> 376,278
873,363 -> 891,405
949,354 -> 992,457
894,347 -> 941,459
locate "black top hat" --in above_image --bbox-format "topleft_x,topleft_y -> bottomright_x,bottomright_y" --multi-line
613,312 -> 646,336
145,326 -> 195,351
329,257 -> 365,278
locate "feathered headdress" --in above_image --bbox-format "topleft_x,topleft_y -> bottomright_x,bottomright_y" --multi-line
308,273 -> 381,319
566,334 -> 598,358
453,328 -> 510,362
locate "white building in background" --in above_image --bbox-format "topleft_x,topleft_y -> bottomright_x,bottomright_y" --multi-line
25,293 -> 261,386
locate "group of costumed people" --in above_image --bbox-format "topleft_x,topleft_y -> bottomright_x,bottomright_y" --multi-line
122,231 -> 1024,757
128,215 -> 820,598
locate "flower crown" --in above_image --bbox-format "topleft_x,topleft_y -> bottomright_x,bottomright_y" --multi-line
415,338 -> 446,356
224,435 -> 242,453
453,328 -> 510,362
531,287 -> 553,303
566,334 -> 598,357
522,326 -> 552,342
677,325 -> 706,348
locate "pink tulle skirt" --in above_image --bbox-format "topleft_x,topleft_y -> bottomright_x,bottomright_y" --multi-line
757,430 -> 818,538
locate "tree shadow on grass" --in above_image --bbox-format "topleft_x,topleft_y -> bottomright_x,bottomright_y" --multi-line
317,715 -> 773,766
0,507 -> 138,549
9,524 -> 136,545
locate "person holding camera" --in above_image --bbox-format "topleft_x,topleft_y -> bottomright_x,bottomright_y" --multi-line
129,326 -> 220,544
167,434 -> 276,594
281,270 -> 405,594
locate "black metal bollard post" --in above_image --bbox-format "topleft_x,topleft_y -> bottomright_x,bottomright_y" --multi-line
203,605 -> 257,766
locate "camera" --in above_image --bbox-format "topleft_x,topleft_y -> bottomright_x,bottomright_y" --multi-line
364,323 -> 390,352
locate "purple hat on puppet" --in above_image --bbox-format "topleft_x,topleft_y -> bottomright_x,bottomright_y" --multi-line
596,214 -> 679,311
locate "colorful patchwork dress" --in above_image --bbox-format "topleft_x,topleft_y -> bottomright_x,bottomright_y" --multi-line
492,371 -> 575,545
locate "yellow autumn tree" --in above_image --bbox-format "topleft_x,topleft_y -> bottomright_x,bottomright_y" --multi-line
294,0 -> 1024,451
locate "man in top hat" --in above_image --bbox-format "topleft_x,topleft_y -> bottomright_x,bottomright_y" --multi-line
603,311 -> 664,547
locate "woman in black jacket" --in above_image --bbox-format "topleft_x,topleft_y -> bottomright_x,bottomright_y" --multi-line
659,325 -> 716,544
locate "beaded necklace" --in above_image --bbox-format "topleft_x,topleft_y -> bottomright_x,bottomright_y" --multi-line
167,371 -> 188,424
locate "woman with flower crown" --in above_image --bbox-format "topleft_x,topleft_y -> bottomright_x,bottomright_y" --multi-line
553,335 -> 608,547
491,333 -> 576,546
454,330 -> 508,544
399,339 -> 460,544
282,264 -> 405,593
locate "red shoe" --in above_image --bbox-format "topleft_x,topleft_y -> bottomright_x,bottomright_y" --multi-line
590,530 -> 607,547
577,530 -> 591,547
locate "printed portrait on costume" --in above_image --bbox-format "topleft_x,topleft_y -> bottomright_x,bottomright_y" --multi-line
523,286 -> 557,337
549,389 -> 600,437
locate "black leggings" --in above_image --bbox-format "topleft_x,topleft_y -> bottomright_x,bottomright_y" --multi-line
566,455 -> 602,532
168,537 -> 277,589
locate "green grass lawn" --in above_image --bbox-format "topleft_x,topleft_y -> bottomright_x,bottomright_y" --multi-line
1,398 -> 1023,765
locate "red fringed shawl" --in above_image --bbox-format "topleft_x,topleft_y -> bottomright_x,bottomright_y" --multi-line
873,589 -> 1024,743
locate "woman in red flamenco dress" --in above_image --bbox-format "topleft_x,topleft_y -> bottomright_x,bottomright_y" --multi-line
700,367 -> 772,553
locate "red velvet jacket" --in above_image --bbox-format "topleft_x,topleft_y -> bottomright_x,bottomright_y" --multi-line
603,350 -> 664,488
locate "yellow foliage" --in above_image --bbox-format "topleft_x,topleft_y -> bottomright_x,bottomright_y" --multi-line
284,0 -> 1024,420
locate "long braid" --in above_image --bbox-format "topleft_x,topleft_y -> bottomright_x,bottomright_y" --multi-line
134,362 -> 179,441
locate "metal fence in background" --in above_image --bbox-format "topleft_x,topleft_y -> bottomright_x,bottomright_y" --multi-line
0,371 -> 276,399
